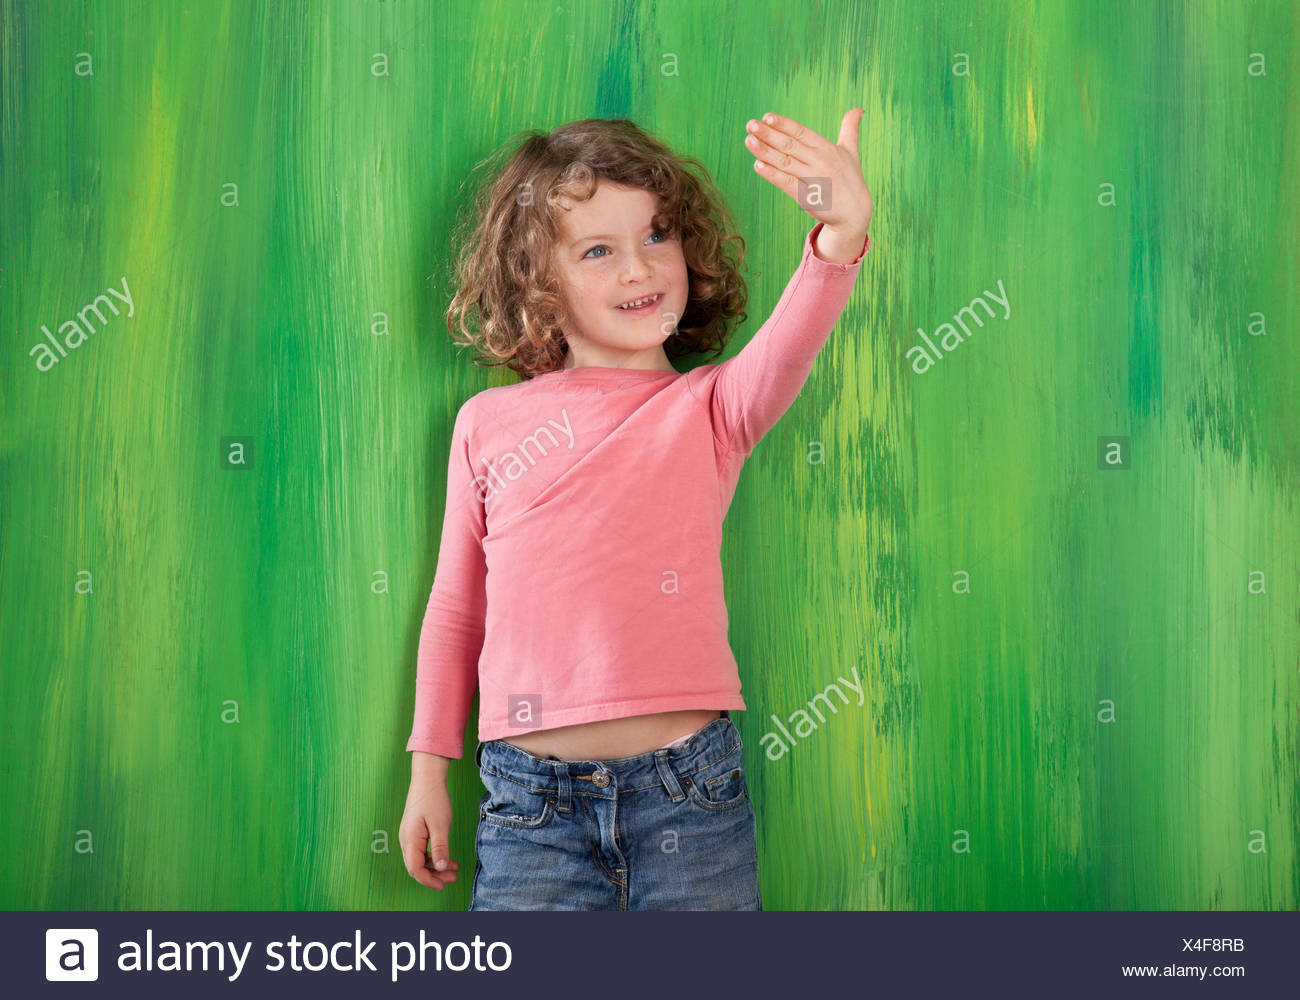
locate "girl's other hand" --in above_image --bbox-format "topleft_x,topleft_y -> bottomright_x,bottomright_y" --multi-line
399,776 -> 462,891
744,109 -> 872,239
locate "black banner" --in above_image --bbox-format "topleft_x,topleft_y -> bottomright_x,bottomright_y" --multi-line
10,910 -> 1295,997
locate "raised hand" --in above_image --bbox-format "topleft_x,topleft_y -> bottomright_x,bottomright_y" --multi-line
744,109 -> 872,262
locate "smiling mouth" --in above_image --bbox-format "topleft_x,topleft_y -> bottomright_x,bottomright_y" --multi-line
615,293 -> 664,310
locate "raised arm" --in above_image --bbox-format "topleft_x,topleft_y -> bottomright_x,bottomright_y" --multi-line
708,108 -> 873,456
710,222 -> 869,455
406,398 -> 487,760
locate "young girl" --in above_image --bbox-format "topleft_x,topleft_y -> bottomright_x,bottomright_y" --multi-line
400,111 -> 872,910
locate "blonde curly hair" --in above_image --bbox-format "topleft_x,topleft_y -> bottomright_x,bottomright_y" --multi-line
442,118 -> 749,380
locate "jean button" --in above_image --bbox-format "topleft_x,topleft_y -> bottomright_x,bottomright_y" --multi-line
591,771 -> 610,788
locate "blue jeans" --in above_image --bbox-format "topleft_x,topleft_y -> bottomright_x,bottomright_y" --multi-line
469,713 -> 762,911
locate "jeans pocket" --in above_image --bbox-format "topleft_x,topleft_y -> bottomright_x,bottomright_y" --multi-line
683,745 -> 750,811
478,770 -> 558,829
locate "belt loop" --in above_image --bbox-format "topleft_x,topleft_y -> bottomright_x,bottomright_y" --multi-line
474,741 -> 485,768
556,761 -> 572,812
653,750 -> 686,801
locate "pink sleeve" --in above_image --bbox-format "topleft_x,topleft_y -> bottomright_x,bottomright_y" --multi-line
405,399 -> 487,759
710,222 -> 870,456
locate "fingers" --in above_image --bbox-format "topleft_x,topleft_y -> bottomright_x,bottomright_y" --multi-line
753,112 -> 824,155
746,110 -> 862,166
744,122 -> 804,199
745,115 -> 819,172
402,842 -> 445,890
425,856 -> 461,891
425,838 -> 455,872
408,853 -> 461,891
748,155 -> 797,200
746,108 -> 870,226
416,858 -> 457,889
401,833 -> 462,892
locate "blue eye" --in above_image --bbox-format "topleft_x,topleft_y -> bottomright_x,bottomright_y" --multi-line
582,232 -> 668,259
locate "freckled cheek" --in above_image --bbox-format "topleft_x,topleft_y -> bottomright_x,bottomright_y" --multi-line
586,283 -> 615,312
562,279 -> 605,314
670,261 -> 689,308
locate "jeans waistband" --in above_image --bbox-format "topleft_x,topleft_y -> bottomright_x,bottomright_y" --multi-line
474,714 -> 740,804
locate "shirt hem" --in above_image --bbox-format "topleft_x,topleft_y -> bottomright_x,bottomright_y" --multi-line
406,737 -> 468,760
478,692 -> 747,743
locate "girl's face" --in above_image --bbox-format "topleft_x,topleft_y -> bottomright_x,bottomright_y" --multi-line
551,180 -> 688,369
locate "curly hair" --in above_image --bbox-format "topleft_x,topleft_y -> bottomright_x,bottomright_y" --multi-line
442,118 -> 749,380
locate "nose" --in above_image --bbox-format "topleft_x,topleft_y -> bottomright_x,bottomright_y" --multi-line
619,247 -> 654,281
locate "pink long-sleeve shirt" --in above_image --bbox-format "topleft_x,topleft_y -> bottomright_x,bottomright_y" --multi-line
407,222 -> 870,758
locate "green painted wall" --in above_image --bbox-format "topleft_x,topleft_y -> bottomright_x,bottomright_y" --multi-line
2,0 -> 1296,910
